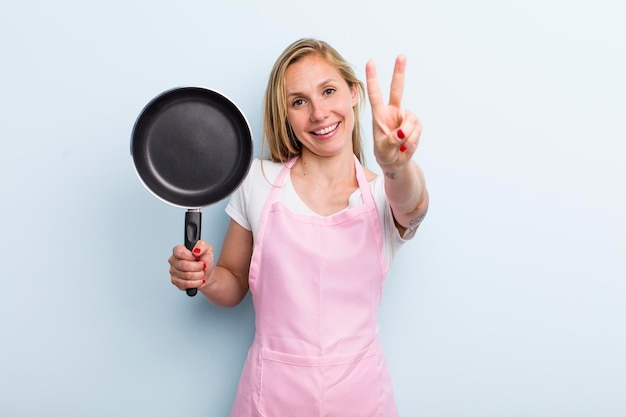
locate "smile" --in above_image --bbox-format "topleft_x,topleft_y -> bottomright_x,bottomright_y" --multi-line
312,122 -> 339,136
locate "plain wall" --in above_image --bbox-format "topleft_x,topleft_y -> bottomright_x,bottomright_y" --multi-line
1,0 -> 624,416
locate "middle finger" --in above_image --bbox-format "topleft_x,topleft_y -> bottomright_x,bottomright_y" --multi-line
389,55 -> 407,108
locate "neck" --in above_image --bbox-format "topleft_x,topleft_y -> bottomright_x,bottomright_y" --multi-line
295,149 -> 356,186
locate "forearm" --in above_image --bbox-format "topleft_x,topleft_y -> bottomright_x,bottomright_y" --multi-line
199,265 -> 249,308
381,159 -> 429,230
197,219 -> 252,307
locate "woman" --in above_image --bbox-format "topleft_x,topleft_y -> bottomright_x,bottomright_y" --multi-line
169,38 -> 428,416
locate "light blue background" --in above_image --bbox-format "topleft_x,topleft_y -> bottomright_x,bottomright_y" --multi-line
1,1 -> 624,416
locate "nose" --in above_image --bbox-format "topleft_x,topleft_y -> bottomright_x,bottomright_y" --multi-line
309,99 -> 328,122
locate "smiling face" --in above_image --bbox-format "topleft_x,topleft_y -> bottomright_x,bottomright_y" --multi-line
284,53 -> 359,159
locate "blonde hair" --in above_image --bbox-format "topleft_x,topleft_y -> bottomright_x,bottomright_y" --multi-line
262,38 -> 366,164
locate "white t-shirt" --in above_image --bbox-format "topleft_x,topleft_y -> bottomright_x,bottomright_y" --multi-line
225,159 -> 410,266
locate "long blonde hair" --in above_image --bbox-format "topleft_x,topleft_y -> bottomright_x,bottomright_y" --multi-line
262,38 -> 366,164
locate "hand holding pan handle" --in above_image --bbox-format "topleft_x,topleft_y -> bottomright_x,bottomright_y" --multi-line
184,209 -> 201,297
130,86 -> 253,299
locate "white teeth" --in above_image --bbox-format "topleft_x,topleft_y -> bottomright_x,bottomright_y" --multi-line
314,123 -> 338,135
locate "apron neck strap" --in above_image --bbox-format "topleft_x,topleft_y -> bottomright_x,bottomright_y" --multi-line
279,155 -> 372,206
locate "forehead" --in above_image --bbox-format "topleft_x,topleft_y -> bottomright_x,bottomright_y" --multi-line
284,54 -> 343,89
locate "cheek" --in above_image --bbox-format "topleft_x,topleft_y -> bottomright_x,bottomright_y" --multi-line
287,111 -> 307,134
286,111 -> 297,128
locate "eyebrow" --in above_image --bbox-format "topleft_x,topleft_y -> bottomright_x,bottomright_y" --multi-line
286,78 -> 338,98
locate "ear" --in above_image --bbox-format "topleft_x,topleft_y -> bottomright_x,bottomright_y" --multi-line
350,83 -> 359,106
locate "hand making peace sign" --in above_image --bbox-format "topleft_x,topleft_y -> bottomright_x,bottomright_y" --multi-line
366,55 -> 422,168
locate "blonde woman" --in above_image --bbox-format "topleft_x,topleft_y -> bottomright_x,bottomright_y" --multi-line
169,38 -> 428,416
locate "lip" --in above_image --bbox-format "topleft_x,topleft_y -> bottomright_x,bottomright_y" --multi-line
310,122 -> 340,138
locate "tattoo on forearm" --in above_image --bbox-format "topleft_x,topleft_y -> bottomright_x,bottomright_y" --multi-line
409,212 -> 427,227
385,171 -> 396,180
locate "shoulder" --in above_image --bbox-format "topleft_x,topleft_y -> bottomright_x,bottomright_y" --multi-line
226,158 -> 287,233
233,158 -> 284,195
230,158 -> 285,208
364,172 -> 407,264
362,165 -> 378,183
246,159 -> 284,184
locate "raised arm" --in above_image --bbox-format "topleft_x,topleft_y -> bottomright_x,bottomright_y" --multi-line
366,55 -> 429,236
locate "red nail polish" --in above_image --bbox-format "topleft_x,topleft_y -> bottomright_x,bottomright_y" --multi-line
203,263 -> 207,270
193,248 -> 201,254
195,256 -> 200,261
400,145 -> 407,152
397,129 -> 405,139
202,279 -> 206,284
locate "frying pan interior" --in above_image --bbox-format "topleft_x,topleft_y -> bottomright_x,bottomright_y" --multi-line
131,87 -> 253,209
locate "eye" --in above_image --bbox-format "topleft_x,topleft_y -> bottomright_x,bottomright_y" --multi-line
291,98 -> 305,107
323,88 -> 336,96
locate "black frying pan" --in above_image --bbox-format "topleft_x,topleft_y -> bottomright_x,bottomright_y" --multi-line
131,86 -> 253,296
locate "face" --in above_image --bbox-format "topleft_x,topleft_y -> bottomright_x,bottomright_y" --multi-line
284,54 -> 358,158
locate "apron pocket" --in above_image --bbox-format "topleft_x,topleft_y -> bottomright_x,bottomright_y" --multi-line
258,349 -> 320,417
322,351 -> 383,416
258,346 -> 383,417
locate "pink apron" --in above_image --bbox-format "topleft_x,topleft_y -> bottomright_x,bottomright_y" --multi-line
229,156 -> 398,417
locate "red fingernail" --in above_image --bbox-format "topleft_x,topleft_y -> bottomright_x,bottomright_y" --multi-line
400,145 -> 407,152
202,279 -> 206,284
195,256 -> 200,261
397,129 -> 405,139
203,263 -> 206,270
193,248 -> 201,254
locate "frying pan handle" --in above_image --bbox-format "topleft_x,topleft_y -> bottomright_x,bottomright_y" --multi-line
184,209 -> 202,297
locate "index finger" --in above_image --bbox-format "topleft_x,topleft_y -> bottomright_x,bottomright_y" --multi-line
389,55 -> 406,108
365,59 -> 384,110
